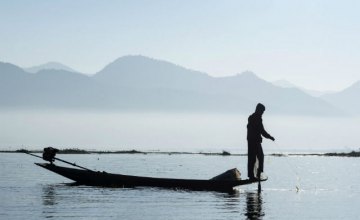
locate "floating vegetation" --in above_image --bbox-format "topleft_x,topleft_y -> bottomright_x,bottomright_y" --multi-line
112,150 -> 145,154
59,148 -> 90,154
324,150 -> 360,157
2,148 -> 360,157
15,149 -> 30,153
221,150 -> 231,156
269,153 -> 287,157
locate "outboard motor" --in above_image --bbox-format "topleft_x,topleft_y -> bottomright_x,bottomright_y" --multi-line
42,147 -> 59,164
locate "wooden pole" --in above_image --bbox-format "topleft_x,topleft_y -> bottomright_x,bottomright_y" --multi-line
257,168 -> 261,193
25,152 -> 94,172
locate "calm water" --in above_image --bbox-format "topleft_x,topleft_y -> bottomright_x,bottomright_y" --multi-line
0,153 -> 359,219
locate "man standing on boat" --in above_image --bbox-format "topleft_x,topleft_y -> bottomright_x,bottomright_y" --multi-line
247,103 -> 275,180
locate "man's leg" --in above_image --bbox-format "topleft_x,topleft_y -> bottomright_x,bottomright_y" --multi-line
248,142 -> 256,178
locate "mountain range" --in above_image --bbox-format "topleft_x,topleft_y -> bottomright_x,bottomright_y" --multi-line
0,55 -> 358,115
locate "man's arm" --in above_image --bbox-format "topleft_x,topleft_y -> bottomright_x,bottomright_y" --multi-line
260,120 -> 275,141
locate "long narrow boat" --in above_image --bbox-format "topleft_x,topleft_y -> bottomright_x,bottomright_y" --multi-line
35,163 -> 265,192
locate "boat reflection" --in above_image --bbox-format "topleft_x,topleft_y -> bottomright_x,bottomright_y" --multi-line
42,185 -> 59,219
41,184 -> 264,219
215,189 -> 241,212
42,185 -> 57,206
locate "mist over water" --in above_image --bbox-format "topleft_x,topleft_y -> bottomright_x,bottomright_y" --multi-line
0,110 -> 359,153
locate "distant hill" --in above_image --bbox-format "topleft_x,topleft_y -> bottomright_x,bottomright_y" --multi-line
94,55 -> 211,91
25,62 -> 79,73
273,80 -> 335,97
272,79 -> 297,88
322,81 -> 360,115
0,61 -> 98,108
0,57 -> 346,115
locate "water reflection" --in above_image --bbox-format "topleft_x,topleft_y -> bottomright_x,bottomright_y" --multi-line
40,183 -> 265,219
42,185 -> 59,219
244,192 -> 264,220
213,189 -> 264,219
42,185 -> 57,206
214,190 -> 241,213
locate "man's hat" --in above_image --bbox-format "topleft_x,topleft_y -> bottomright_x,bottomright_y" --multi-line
256,103 -> 265,112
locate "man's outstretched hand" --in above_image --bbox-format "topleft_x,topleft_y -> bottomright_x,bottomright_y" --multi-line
270,136 -> 275,141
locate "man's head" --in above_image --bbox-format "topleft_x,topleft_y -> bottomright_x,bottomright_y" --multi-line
255,103 -> 266,115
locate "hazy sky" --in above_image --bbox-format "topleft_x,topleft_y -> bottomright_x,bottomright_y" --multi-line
1,0 -> 360,91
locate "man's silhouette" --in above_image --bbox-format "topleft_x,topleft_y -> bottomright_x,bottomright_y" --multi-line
247,103 -> 275,180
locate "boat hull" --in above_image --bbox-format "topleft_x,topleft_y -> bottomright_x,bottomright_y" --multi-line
35,163 -> 265,191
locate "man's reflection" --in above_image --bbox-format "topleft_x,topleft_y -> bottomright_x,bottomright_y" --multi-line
245,192 -> 264,219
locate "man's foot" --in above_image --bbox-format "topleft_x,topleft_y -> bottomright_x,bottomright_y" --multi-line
248,176 -> 258,181
259,173 -> 268,180
249,173 -> 268,181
